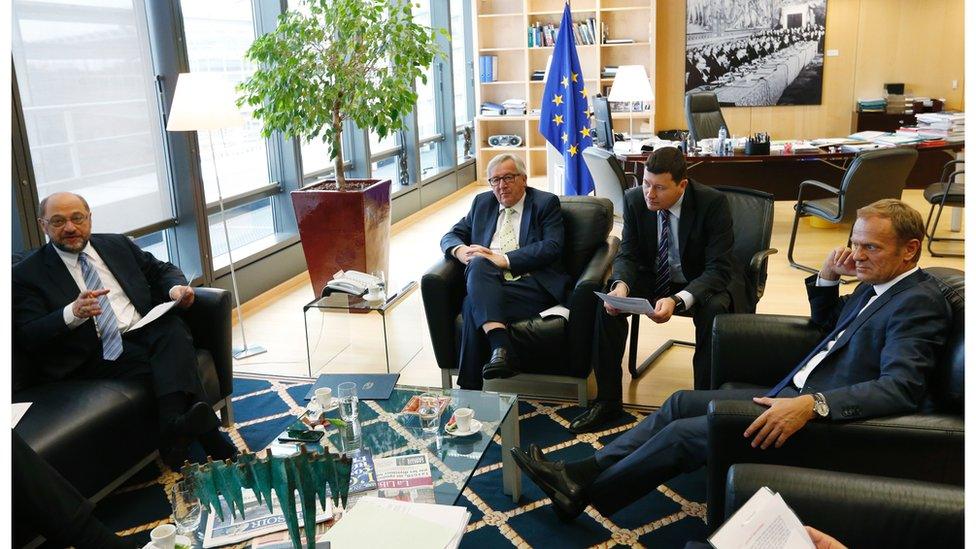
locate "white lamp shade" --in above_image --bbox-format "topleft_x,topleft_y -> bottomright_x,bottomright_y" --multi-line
607,65 -> 654,103
166,72 -> 244,131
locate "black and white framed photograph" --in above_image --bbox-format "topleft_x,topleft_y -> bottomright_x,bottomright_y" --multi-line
685,0 -> 828,106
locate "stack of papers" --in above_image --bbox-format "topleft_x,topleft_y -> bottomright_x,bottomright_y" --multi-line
915,112 -> 965,142
857,97 -> 886,112
709,487 -> 813,549
322,496 -> 470,549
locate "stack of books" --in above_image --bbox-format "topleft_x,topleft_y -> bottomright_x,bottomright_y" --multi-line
502,99 -> 527,116
914,112 -> 965,142
479,55 -> 497,83
530,69 -> 546,81
857,98 -> 886,112
480,102 -> 506,116
601,65 -> 619,79
528,18 -> 597,47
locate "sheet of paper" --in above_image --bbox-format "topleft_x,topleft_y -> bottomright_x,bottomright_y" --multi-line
128,300 -> 178,332
359,496 -> 470,549
539,304 -> 570,320
12,402 -> 31,428
709,487 -> 814,549
321,497 -> 459,549
594,291 -> 654,315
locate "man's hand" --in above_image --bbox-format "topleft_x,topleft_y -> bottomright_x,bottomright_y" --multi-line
169,285 -> 195,309
819,246 -> 857,281
648,296 -> 677,323
72,289 -> 109,319
453,245 -> 478,265
743,395 -> 816,449
471,245 -> 509,269
604,282 -> 629,316
805,526 -> 847,549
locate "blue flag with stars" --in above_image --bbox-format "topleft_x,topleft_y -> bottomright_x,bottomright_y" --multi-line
539,2 -> 594,196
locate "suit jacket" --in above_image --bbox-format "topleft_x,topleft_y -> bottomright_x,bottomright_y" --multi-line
13,233 -> 188,382
801,270 -> 952,420
440,187 -> 570,303
611,180 -> 740,309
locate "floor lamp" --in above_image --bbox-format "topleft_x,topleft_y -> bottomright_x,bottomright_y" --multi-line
607,65 -> 654,152
167,72 -> 267,360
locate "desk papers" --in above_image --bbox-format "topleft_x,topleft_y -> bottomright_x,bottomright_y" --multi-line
12,402 -> 31,428
709,487 -> 813,549
594,292 -> 654,315
128,300 -> 178,332
322,496 -> 469,549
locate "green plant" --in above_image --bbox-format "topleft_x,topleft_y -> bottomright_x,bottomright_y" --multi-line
238,0 -> 445,190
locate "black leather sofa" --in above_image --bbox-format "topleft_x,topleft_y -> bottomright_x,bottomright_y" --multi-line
724,464 -> 964,547
705,267 -> 963,530
13,287 -> 235,503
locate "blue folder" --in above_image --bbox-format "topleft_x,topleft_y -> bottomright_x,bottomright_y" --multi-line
302,373 -> 400,401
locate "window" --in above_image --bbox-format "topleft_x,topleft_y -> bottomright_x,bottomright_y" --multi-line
412,0 -> 451,179
207,198 -> 276,266
369,130 -> 402,189
451,0 -> 474,162
300,139 -> 335,178
11,0 -> 175,235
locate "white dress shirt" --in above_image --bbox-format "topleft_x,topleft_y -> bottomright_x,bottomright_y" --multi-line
452,194 -> 526,268
56,243 -> 142,333
792,266 -> 920,389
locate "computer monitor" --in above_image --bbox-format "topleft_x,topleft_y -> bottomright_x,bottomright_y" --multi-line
591,95 -> 614,151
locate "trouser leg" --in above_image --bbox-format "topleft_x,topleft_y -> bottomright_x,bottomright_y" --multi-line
592,305 -> 630,402
691,291 -> 732,390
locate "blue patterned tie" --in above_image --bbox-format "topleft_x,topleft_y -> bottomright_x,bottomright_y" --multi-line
78,252 -> 123,360
654,209 -> 673,300
765,285 -> 876,397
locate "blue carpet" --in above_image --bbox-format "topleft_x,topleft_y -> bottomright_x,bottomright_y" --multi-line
93,375 -> 707,548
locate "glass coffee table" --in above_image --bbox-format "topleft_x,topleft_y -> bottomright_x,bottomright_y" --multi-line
267,386 -> 521,504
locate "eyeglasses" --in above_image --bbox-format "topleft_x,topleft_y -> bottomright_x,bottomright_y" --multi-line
41,213 -> 89,228
487,173 -> 522,187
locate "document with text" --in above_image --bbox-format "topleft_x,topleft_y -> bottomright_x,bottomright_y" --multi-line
708,487 -> 813,549
594,292 -> 654,315
128,300 -> 178,332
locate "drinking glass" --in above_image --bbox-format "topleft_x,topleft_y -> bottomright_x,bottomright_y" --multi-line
169,481 -> 202,539
338,382 -> 359,421
417,392 -> 441,435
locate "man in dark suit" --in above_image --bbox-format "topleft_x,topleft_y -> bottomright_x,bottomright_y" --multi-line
13,192 -> 236,468
440,154 -> 569,389
569,147 -> 736,433
512,199 -> 952,520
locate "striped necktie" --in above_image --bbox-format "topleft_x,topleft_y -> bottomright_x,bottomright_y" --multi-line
78,252 -> 123,361
654,209 -> 673,300
497,208 -> 520,281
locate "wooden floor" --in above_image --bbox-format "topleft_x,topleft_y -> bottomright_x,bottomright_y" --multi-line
231,179 -> 964,407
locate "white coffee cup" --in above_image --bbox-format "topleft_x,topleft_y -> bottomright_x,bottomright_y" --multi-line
150,524 -> 176,549
315,387 -> 333,409
454,408 -> 474,432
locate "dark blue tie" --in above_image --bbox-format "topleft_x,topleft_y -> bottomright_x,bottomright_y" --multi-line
766,285 -> 876,397
654,209 -> 673,300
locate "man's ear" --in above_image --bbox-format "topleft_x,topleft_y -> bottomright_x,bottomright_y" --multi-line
904,238 -> 921,262
677,178 -> 689,191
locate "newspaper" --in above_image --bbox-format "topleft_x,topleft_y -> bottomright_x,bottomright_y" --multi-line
203,490 -> 333,548
249,522 -> 332,549
373,454 -> 435,504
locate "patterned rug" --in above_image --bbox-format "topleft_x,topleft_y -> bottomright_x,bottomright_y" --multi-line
92,374 -> 708,548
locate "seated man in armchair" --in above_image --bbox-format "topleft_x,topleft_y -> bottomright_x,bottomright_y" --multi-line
512,199 -> 952,520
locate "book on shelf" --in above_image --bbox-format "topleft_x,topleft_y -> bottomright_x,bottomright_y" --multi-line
478,55 -> 497,83
604,38 -> 635,44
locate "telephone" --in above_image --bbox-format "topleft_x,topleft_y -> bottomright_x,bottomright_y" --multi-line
324,270 -> 383,296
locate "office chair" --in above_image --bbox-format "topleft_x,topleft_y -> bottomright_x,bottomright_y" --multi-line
787,147 -> 918,276
628,186 -> 777,380
685,92 -> 728,142
582,147 -> 637,221
923,158 -> 965,257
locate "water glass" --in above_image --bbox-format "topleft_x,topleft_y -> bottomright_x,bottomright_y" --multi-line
338,382 -> 359,421
418,392 -> 441,435
169,481 -> 202,538
339,417 -> 362,453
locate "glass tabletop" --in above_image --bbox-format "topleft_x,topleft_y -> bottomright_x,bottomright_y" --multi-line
304,281 -> 417,313
266,386 -> 518,505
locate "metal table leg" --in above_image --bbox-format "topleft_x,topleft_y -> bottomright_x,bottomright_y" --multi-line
500,397 -> 522,502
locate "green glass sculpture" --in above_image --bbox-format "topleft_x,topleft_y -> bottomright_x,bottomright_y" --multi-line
181,446 -> 352,549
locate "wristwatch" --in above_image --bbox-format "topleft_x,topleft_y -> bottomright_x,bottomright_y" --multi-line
812,392 -> 830,418
669,294 -> 686,313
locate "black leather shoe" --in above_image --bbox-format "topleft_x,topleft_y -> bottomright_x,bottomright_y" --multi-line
482,348 -> 518,379
529,443 -> 548,462
511,447 -> 586,521
168,401 -> 219,439
568,401 -> 624,434
160,440 -> 191,471
199,429 -> 239,462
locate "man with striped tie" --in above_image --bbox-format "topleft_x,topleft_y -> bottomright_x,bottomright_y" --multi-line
13,192 -> 236,468
512,199 -> 952,520
569,147 -> 737,433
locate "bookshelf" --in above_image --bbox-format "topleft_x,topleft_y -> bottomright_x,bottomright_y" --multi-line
474,0 -> 656,183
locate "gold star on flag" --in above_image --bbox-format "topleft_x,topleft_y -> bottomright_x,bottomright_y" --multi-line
551,94 -> 564,106
580,87 -> 588,98
580,127 -> 591,138
571,72 -> 579,83
561,132 -> 568,143
569,144 -> 578,156
561,76 -> 569,88
553,114 -> 564,125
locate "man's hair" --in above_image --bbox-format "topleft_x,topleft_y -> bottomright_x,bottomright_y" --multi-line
644,146 -> 687,183
486,154 -> 527,178
857,199 -> 925,262
38,192 -> 90,218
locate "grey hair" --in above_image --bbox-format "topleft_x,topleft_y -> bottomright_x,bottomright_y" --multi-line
486,154 -> 527,177
39,192 -> 90,218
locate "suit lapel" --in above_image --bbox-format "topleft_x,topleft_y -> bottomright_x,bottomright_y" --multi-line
43,244 -> 82,304
677,182 -> 696,259
518,189 -> 534,246
827,271 -> 924,353
481,197 -> 500,247
89,235 -> 137,304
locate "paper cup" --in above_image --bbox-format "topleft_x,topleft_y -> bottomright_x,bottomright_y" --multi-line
454,408 -> 474,432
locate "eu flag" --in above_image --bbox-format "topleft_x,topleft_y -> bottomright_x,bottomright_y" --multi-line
539,2 -> 594,196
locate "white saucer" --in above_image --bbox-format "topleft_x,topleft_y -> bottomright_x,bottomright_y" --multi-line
446,418 -> 482,437
143,534 -> 192,549
311,397 -> 339,412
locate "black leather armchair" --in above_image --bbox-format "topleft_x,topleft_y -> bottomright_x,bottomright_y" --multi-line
724,464 -> 963,547
422,196 -> 619,403
685,92 -> 728,142
13,287 -> 234,502
704,267 -> 963,529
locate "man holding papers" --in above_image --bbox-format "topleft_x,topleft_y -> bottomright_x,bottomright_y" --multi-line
570,147 -> 737,433
13,192 -> 236,467
513,199 -> 951,521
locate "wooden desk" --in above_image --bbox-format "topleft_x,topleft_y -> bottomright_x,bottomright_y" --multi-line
618,143 -> 963,200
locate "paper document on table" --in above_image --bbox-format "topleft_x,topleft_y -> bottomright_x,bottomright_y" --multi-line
128,300 -> 178,332
594,292 -> 654,315
708,487 -> 814,549
322,496 -> 466,549
12,402 -> 31,428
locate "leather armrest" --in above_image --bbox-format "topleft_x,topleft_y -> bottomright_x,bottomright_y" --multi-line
748,248 -> 778,300
725,464 -> 963,547
710,314 -> 822,389
421,259 -> 465,370
564,236 -> 619,377
183,287 -> 233,400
